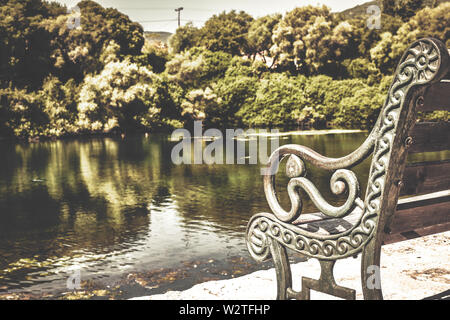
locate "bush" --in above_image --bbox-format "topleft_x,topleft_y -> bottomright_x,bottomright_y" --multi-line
237,73 -> 307,128
0,87 -> 47,138
211,74 -> 259,127
334,85 -> 385,129
344,58 -> 381,85
165,49 -> 232,88
303,76 -> 367,127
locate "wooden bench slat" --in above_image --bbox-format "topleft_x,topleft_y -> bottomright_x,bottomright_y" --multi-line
400,159 -> 450,196
383,222 -> 450,245
387,190 -> 450,237
389,202 -> 449,235
421,80 -> 450,111
408,121 -> 450,154
397,189 -> 450,208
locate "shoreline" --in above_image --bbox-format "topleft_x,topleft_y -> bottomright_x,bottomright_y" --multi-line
246,129 -> 365,137
0,255 -> 303,300
131,231 -> 450,300
0,128 -> 366,144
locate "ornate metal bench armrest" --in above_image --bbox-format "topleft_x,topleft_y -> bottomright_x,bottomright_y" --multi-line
263,133 -> 376,223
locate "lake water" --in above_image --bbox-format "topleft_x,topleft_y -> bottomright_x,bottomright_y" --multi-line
0,131 -> 445,297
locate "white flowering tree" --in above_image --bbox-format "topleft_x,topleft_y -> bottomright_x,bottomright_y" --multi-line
77,55 -> 159,133
270,5 -> 332,73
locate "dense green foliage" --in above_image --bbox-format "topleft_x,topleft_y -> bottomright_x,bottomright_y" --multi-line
0,0 -> 448,139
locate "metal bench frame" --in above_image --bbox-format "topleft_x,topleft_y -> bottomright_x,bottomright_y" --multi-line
246,38 -> 450,300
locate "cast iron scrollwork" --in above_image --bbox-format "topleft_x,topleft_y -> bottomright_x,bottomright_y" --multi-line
247,38 -> 447,262
269,154 -> 363,222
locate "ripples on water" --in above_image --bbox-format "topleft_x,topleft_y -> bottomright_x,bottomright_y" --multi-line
0,132 -> 447,295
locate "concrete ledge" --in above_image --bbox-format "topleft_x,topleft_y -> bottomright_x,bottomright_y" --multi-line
131,231 -> 450,300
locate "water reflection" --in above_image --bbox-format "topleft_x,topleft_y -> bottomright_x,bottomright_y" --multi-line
0,132 -> 447,294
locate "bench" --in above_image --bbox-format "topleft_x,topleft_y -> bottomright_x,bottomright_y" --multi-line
246,37 -> 450,300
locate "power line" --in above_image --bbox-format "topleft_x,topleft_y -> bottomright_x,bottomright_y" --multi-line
136,19 -> 207,23
116,7 -> 216,12
180,19 -> 206,22
144,19 -> 177,31
116,7 -> 174,10
137,19 -> 177,23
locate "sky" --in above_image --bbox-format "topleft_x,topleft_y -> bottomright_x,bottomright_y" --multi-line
55,0 -> 370,33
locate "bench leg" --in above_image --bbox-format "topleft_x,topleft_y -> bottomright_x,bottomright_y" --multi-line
286,260 -> 356,300
268,238 -> 356,300
361,237 -> 383,300
268,237 -> 292,300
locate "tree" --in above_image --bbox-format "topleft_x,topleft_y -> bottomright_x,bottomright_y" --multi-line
180,87 -> 215,123
397,0 -> 426,19
371,2 -> 450,74
0,0 -> 145,88
169,22 -> 200,54
212,58 -> 261,127
130,41 -> 169,74
383,0 -> 427,20
392,2 -> 450,53
77,1 -> 144,56
76,58 -> 159,133
270,5 -> 332,74
247,14 -> 281,62
349,13 -> 403,57
41,76 -> 79,136
302,18 -> 359,76
165,48 -> 232,88
199,10 -> 253,55
303,16 -> 333,74
40,0 -> 145,82
0,0 -> 64,89
270,6 -> 357,77
370,31 -> 396,74
382,0 -> 397,16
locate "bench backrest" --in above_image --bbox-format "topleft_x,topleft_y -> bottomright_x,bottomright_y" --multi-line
383,78 -> 450,243
364,38 -> 450,246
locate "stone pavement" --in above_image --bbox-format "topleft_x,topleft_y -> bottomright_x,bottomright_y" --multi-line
131,231 -> 449,300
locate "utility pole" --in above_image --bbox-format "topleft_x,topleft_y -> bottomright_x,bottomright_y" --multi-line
174,7 -> 183,27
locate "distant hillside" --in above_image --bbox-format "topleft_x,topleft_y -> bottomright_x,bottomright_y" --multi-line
338,0 -> 381,19
144,31 -> 172,44
338,0 -> 448,19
